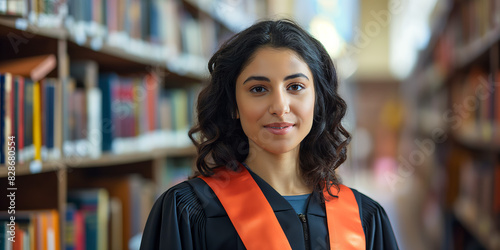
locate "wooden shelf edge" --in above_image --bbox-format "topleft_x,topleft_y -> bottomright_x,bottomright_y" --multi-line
0,145 -> 196,177
452,125 -> 500,153
455,26 -> 500,71
65,145 -> 196,168
0,160 -> 65,178
0,16 -> 67,40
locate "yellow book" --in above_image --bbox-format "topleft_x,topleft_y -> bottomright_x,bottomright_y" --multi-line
33,81 -> 41,161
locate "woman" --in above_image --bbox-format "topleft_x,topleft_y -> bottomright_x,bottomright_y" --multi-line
141,19 -> 398,250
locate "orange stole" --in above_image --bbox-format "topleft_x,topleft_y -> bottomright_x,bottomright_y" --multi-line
199,165 -> 365,250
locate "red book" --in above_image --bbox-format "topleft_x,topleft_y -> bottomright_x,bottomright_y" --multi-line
12,228 -> 24,250
74,210 -> 86,250
145,74 -> 158,132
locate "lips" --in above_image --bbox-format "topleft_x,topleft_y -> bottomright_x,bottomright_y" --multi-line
264,122 -> 295,129
264,122 -> 295,135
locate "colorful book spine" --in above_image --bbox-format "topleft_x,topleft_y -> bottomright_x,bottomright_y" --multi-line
33,81 -> 42,162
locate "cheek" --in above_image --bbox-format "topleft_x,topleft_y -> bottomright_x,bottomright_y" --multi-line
296,94 -> 316,125
239,104 -> 264,125
236,95 -> 265,126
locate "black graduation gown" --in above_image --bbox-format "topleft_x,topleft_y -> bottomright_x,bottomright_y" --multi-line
140,168 -> 399,250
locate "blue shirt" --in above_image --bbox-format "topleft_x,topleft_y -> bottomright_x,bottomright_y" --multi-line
283,193 -> 311,214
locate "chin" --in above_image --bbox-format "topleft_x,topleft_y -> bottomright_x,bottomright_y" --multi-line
262,144 -> 298,155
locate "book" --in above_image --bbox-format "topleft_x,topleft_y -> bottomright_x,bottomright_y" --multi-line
80,175 -> 149,249
24,79 -> 34,163
43,78 -> 59,160
98,74 -> 117,153
0,55 -> 56,82
67,189 -> 109,250
15,76 -> 24,164
33,81 -> 42,162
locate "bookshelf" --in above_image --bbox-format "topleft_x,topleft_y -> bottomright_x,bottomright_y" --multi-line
404,0 -> 500,249
0,0 -> 267,249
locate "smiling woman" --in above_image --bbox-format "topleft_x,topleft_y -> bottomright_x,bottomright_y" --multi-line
235,47 -> 315,166
140,19 -> 399,250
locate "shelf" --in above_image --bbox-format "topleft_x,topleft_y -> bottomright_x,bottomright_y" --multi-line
454,26 -> 500,72
452,124 -> 500,153
0,160 -> 65,177
453,201 -> 500,250
66,145 -> 196,168
0,145 -> 196,177
0,16 -> 208,81
0,16 -> 67,40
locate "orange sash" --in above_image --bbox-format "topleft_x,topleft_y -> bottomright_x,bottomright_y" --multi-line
200,165 -> 365,250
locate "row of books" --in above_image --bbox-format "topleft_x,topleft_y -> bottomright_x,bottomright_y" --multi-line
0,0 -> 237,65
0,173 -> 158,250
451,150 -> 500,248
0,54 -> 58,165
0,210 -> 60,250
434,0 -> 500,76
449,67 -> 500,142
66,173 -> 159,250
0,56 -> 201,166
456,0 -> 500,44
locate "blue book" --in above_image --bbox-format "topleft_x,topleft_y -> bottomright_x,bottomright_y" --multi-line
46,82 -> 55,151
98,74 -> 116,152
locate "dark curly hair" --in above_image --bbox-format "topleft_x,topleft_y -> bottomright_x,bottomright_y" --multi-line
188,19 -> 351,199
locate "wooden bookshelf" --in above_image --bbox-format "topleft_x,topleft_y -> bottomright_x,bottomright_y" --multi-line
404,0 -> 500,248
0,0 -> 267,249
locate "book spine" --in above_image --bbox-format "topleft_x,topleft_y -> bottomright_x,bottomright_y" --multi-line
4,73 -> 12,165
33,81 -> 42,162
46,82 -> 55,157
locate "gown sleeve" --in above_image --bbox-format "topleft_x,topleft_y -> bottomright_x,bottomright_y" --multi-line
352,189 -> 400,250
140,181 -> 206,250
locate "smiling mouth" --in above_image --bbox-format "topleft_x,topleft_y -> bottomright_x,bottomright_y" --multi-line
263,123 -> 295,135
264,122 -> 295,128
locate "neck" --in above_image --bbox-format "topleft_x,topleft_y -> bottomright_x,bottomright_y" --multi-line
244,144 -> 312,196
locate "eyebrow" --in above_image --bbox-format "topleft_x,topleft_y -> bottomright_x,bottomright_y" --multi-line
243,73 -> 309,84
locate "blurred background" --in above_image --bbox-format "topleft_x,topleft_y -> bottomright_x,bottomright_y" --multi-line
0,0 -> 499,249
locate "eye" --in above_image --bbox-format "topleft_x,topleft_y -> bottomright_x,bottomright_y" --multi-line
288,83 -> 304,92
250,86 -> 267,93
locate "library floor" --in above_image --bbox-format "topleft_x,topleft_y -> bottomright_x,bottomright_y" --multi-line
341,165 -> 441,250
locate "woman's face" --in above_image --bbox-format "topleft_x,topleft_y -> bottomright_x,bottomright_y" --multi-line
235,47 -> 315,155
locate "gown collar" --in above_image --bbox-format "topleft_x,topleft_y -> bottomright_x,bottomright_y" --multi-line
242,163 -> 326,217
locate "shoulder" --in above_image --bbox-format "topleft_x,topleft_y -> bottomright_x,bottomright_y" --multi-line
156,176 -> 228,219
347,188 -> 400,248
349,188 -> 387,216
348,188 -> 391,224
155,178 -> 207,219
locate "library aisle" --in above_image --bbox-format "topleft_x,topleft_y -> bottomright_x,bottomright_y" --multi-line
1,0 -> 500,250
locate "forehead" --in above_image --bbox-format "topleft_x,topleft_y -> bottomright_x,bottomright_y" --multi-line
238,47 -> 312,78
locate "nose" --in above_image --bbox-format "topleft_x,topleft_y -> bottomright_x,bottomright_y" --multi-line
268,89 -> 290,117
